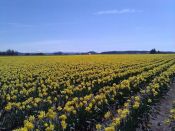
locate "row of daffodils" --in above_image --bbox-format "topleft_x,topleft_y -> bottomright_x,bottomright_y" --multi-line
0,55 -> 175,131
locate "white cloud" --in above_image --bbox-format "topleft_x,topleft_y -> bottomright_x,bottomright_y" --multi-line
94,9 -> 143,15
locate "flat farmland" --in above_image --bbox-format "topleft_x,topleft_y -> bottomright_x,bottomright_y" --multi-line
0,55 -> 175,131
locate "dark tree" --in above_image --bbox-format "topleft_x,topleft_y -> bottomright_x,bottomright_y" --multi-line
0,49 -> 18,56
6,49 -> 18,55
150,48 -> 157,54
157,50 -> 161,54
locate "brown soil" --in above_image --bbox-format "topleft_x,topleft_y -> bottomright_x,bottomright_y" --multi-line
137,83 -> 175,131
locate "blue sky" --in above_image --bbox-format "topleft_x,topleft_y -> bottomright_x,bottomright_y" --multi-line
0,0 -> 174,52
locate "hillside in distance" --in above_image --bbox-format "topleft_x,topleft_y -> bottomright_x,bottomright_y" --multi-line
0,49 -> 175,56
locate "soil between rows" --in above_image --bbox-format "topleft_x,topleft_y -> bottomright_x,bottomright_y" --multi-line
137,82 -> 175,131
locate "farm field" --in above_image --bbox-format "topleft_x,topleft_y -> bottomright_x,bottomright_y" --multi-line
0,54 -> 175,131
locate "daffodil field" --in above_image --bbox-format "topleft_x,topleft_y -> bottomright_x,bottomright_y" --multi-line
0,55 -> 175,131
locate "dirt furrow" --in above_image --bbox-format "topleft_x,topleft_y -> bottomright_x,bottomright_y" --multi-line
137,82 -> 175,131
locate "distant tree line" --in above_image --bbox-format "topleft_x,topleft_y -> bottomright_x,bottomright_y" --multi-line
0,49 -> 18,56
24,53 -> 45,56
0,49 -> 45,56
149,48 -> 161,54
0,49 -> 174,56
